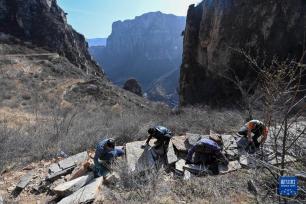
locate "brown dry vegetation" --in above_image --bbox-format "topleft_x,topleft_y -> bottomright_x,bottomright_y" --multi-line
104,162 -> 256,204
0,105 -> 244,172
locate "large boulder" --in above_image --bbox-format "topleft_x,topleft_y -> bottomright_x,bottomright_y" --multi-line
180,0 -> 306,107
123,78 -> 143,96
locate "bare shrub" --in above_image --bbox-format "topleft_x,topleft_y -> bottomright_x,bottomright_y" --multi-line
105,160 -> 254,204
231,52 -> 306,203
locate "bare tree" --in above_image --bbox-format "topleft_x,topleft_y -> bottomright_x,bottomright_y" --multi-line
241,54 -> 305,203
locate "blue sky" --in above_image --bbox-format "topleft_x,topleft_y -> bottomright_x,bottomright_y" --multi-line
57,0 -> 200,38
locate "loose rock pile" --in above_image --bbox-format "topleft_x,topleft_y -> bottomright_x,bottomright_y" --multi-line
1,131 -> 298,203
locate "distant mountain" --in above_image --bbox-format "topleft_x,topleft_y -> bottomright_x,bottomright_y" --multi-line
89,11 -> 186,106
87,38 -> 107,47
89,46 -> 105,67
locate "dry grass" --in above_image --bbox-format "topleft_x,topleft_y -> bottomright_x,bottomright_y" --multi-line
0,105 -> 243,171
104,160 -> 255,204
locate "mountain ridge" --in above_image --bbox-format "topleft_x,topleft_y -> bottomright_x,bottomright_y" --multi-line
89,11 -> 185,105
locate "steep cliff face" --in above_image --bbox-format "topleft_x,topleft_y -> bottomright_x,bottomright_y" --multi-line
89,12 -> 185,104
180,0 -> 306,106
0,0 -> 101,75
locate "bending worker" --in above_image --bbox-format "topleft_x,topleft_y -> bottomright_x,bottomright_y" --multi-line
94,138 -> 124,177
186,137 -> 229,175
238,119 -> 268,148
142,126 -> 173,153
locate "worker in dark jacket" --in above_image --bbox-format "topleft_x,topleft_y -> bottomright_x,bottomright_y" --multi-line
142,126 -> 173,154
238,120 -> 268,150
186,138 -> 229,175
94,138 -> 124,177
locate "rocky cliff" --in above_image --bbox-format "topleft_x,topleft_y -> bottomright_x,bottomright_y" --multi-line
89,12 -> 185,104
180,0 -> 306,106
0,0 -> 101,75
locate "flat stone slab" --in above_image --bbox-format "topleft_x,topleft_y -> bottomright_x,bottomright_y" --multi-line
58,177 -> 103,204
186,133 -> 201,146
166,140 -> 178,165
46,166 -> 75,181
222,134 -> 238,150
175,159 -> 186,173
219,161 -> 241,174
48,163 -> 62,174
58,151 -> 88,170
16,171 -> 34,190
48,152 -> 89,180
239,154 -> 257,168
53,172 -> 94,196
172,136 -> 188,152
125,140 -> 156,172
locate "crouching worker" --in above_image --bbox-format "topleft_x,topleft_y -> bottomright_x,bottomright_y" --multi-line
142,126 -> 173,155
186,138 -> 229,175
238,120 -> 268,152
94,138 -> 124,177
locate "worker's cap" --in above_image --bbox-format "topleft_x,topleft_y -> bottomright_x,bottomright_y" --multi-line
106,138 -> 115,149
148,127 -> 155,135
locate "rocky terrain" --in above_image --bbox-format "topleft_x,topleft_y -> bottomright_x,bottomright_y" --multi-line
180,0 -> 306,106
89,12 -> 185,105
0,0 -> 100,75
0,0 -> 166,168
1,0 -> 305,203
1,123 -> 305,203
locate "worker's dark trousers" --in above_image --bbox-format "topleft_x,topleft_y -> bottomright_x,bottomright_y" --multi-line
154,138 -> 170,155
194,152 -> 219,175
194,152 -> 215,164
238,126 -> 262,147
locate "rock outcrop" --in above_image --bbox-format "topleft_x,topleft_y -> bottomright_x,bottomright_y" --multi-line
89,12 -> 185,104
123,78 -> 143,96
180,0 -> 306,106
0,0 -> 101,75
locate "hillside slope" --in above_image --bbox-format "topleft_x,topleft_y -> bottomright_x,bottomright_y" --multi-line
0,0 -> 100,75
